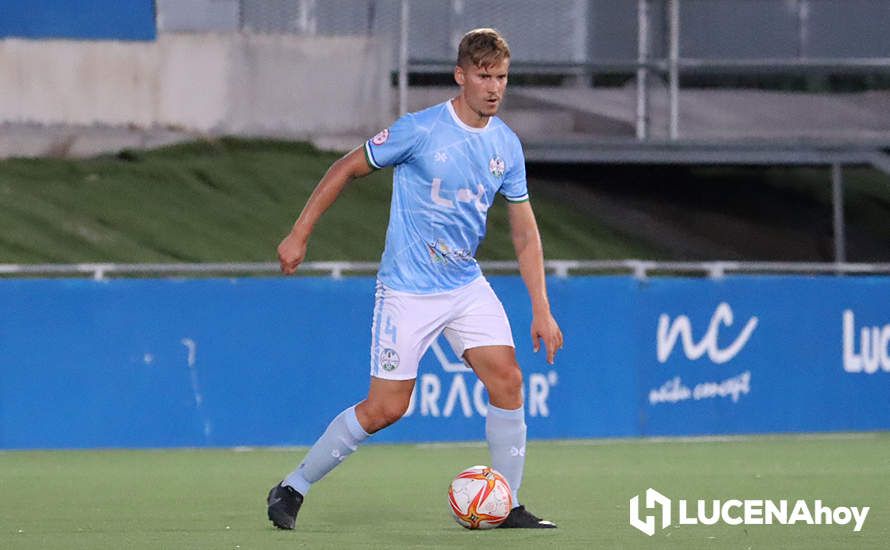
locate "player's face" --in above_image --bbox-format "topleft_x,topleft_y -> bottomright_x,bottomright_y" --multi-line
455,58 -> 510,120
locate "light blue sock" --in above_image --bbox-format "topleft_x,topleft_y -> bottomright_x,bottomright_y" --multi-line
485,403 -> 526,508
283,405 -> 369,495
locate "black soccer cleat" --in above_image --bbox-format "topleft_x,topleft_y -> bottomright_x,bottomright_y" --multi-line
267,482 -> 304,530
497,505 -> 557,529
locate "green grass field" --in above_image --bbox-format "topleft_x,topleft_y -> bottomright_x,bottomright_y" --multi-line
2,434 -> 888,549
0,139 -> 659,264
4,138 -> 890,265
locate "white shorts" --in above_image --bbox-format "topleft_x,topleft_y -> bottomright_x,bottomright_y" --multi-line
369,276 -> 515,380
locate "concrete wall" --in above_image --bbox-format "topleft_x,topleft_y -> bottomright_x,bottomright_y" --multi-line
0,33 -> 393,137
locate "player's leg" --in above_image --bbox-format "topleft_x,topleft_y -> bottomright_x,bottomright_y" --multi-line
355,376 -> 415,433
462,344 -> 555,528
287,377 -> 413,488
268,377 -> 415,530
267,397 -> 371,529
445,278 -> 556,528
268,282 -> 443,530
462,345 -> 527,504
444,279 -> 525,503
281,377 -> 413,493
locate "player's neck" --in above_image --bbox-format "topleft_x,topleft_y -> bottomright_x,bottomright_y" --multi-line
450,97 -> 490,129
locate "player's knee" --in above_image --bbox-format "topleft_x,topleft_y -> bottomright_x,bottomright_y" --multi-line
363,400 -> 409,432
489,365 -> 523,402
503,366 -> 523,397
380,400 -> 409,426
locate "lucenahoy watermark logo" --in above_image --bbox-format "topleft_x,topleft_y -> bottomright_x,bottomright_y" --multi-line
629,488 -> 869,536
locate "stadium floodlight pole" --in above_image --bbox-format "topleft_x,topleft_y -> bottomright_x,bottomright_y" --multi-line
636,0 -> 651,140
832,162 -> 847,264
668,0 -> 680,140
398,0 -> 410,115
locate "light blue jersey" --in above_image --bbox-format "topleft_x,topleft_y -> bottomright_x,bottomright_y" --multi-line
364,100 -> 529,294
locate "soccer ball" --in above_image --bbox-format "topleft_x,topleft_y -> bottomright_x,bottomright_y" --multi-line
447,465 -> 513,529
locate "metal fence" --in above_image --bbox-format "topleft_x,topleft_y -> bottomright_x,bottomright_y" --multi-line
159,1 -> 890,64
225,1 -> 890,61
157,0 -> 890,140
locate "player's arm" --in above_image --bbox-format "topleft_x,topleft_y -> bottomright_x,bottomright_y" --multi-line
277,146 -> 374,274
507,200 -> 564,364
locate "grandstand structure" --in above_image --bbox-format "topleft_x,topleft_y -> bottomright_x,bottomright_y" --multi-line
158,0 -> 890,264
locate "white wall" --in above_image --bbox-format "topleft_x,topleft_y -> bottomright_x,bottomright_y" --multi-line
225,33 -> 393,136
0,33 -> 393,137
157,34 -> 230,131
0,39 -> 160,127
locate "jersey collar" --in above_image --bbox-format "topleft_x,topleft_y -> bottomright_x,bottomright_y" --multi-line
447,99 -> 491,133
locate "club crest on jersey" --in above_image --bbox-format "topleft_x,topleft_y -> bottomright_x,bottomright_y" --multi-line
371,128 -> 390,145
489,155 -> 505,178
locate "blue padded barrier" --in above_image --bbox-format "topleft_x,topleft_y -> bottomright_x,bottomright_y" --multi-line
1,275 -> 888,449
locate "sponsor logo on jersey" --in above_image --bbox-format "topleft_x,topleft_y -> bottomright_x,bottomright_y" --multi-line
427,240 -> 473,265
489,155 -> 505,178
371,128 -> 389,145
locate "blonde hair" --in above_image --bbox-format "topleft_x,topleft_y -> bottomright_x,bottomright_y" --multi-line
457,28 -> 511,68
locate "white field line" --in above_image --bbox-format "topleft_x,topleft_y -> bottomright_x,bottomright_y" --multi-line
3,432 -> 879,454
415,431 -> 885,450
237,431 -> 887,452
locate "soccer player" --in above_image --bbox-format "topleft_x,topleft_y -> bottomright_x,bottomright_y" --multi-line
268,28 -> 563,530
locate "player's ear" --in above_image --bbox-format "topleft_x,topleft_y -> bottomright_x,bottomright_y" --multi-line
454,64 -> 465,87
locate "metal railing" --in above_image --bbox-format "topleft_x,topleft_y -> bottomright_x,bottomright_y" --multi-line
2,260 -> 889,281
633,0 -> 890,141
400,0 -> 890,140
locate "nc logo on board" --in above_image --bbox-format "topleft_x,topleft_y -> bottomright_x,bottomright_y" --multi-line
657,302 -> 758,364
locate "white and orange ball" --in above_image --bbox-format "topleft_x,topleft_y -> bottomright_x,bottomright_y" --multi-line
447,465 -> 513,529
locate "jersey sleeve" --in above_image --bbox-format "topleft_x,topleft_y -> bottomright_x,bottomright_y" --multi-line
364,113 -> 421,170
498,135 -> 529,203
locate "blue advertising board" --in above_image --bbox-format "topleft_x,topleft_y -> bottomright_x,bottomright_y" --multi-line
0,275 -> 888,449
0,0 -> 156,41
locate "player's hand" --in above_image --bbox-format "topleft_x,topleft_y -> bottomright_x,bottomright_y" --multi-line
531,311 -> 563,365
277,230 -> 308,275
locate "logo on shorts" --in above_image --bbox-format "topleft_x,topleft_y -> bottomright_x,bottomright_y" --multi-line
371,128 -> 389,145
380,348 -> 400,371
489,155 -> 505,178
